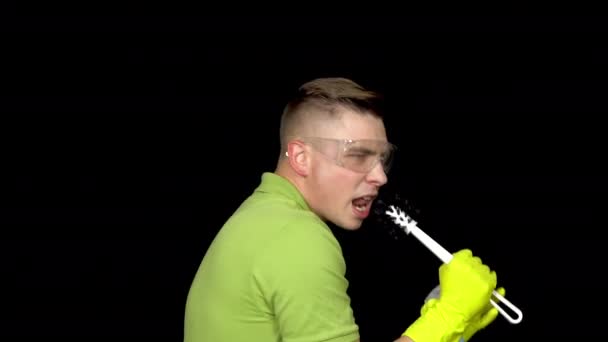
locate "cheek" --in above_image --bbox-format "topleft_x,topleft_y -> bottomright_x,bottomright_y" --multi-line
312,163 -> 364,202
324,170 -> 362,200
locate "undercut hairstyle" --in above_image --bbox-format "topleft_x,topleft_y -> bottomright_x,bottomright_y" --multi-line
279,77 -> 385,155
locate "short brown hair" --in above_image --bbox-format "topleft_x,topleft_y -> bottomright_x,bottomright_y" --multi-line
279,77 -> 384,153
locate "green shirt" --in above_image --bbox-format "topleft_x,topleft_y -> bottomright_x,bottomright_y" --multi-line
184,172 -> 359,342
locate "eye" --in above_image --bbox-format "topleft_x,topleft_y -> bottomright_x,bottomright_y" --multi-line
349,153 -> 367,158
345,151 -> 371,159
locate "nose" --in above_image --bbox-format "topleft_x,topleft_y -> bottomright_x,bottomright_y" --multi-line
366,162 -> 388,186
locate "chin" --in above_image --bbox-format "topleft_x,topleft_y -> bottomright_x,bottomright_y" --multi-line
339,220 -> 363,231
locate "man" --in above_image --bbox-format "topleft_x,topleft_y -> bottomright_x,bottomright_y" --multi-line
184,77 -> 501,341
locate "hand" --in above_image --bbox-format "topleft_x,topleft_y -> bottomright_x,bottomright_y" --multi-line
462,286 -> 505,341
438,249 -> 497,322
403,249 -> 497,342
421,286 -> 506,341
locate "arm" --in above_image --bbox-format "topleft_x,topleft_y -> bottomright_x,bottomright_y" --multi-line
352,337 -> 413,342
255,221 -> 360,342
352,336 -> 414,342
395,337 -> 415,342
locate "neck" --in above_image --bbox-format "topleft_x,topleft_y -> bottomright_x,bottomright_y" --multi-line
275,160 -> 308,203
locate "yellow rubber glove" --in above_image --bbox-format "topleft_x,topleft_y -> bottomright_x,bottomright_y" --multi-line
463,286 -> 505,341
403,249 -> 497,342
421,287 -> 506,341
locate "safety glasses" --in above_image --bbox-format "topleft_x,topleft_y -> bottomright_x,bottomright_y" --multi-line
296,137 -> 397,174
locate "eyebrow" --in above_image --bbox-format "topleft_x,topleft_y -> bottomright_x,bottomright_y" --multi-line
347,146 -> 377,155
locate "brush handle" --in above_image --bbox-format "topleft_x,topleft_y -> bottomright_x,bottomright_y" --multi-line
407,224 -> 454,264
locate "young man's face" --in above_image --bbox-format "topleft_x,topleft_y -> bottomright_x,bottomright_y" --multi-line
305,109 -> 391,230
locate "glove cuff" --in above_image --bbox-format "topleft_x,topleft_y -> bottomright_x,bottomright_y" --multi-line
403,303 -> 467,342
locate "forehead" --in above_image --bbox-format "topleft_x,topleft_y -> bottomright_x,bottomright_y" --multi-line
317,107 -> 388,141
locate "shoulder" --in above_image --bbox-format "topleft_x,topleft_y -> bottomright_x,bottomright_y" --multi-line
271,215 -> 344,264
252,217 -> 347,288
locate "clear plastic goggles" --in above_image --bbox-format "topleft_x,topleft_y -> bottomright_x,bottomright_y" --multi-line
298,137 -> 397,174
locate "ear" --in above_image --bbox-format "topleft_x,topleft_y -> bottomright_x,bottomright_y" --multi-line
286,141 -> 310,176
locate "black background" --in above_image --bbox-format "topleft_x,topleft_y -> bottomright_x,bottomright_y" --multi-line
2,12 -> 606,341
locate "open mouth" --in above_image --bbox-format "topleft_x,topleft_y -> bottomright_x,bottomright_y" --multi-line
352,195 -> 375,218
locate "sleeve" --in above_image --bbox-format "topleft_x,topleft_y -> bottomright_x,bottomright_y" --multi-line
253,222 -> 360,342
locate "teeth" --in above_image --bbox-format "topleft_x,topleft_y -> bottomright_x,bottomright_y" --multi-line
355,205 -> 365,212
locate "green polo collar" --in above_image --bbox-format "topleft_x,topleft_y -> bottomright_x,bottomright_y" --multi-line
255,172 -> 311,211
